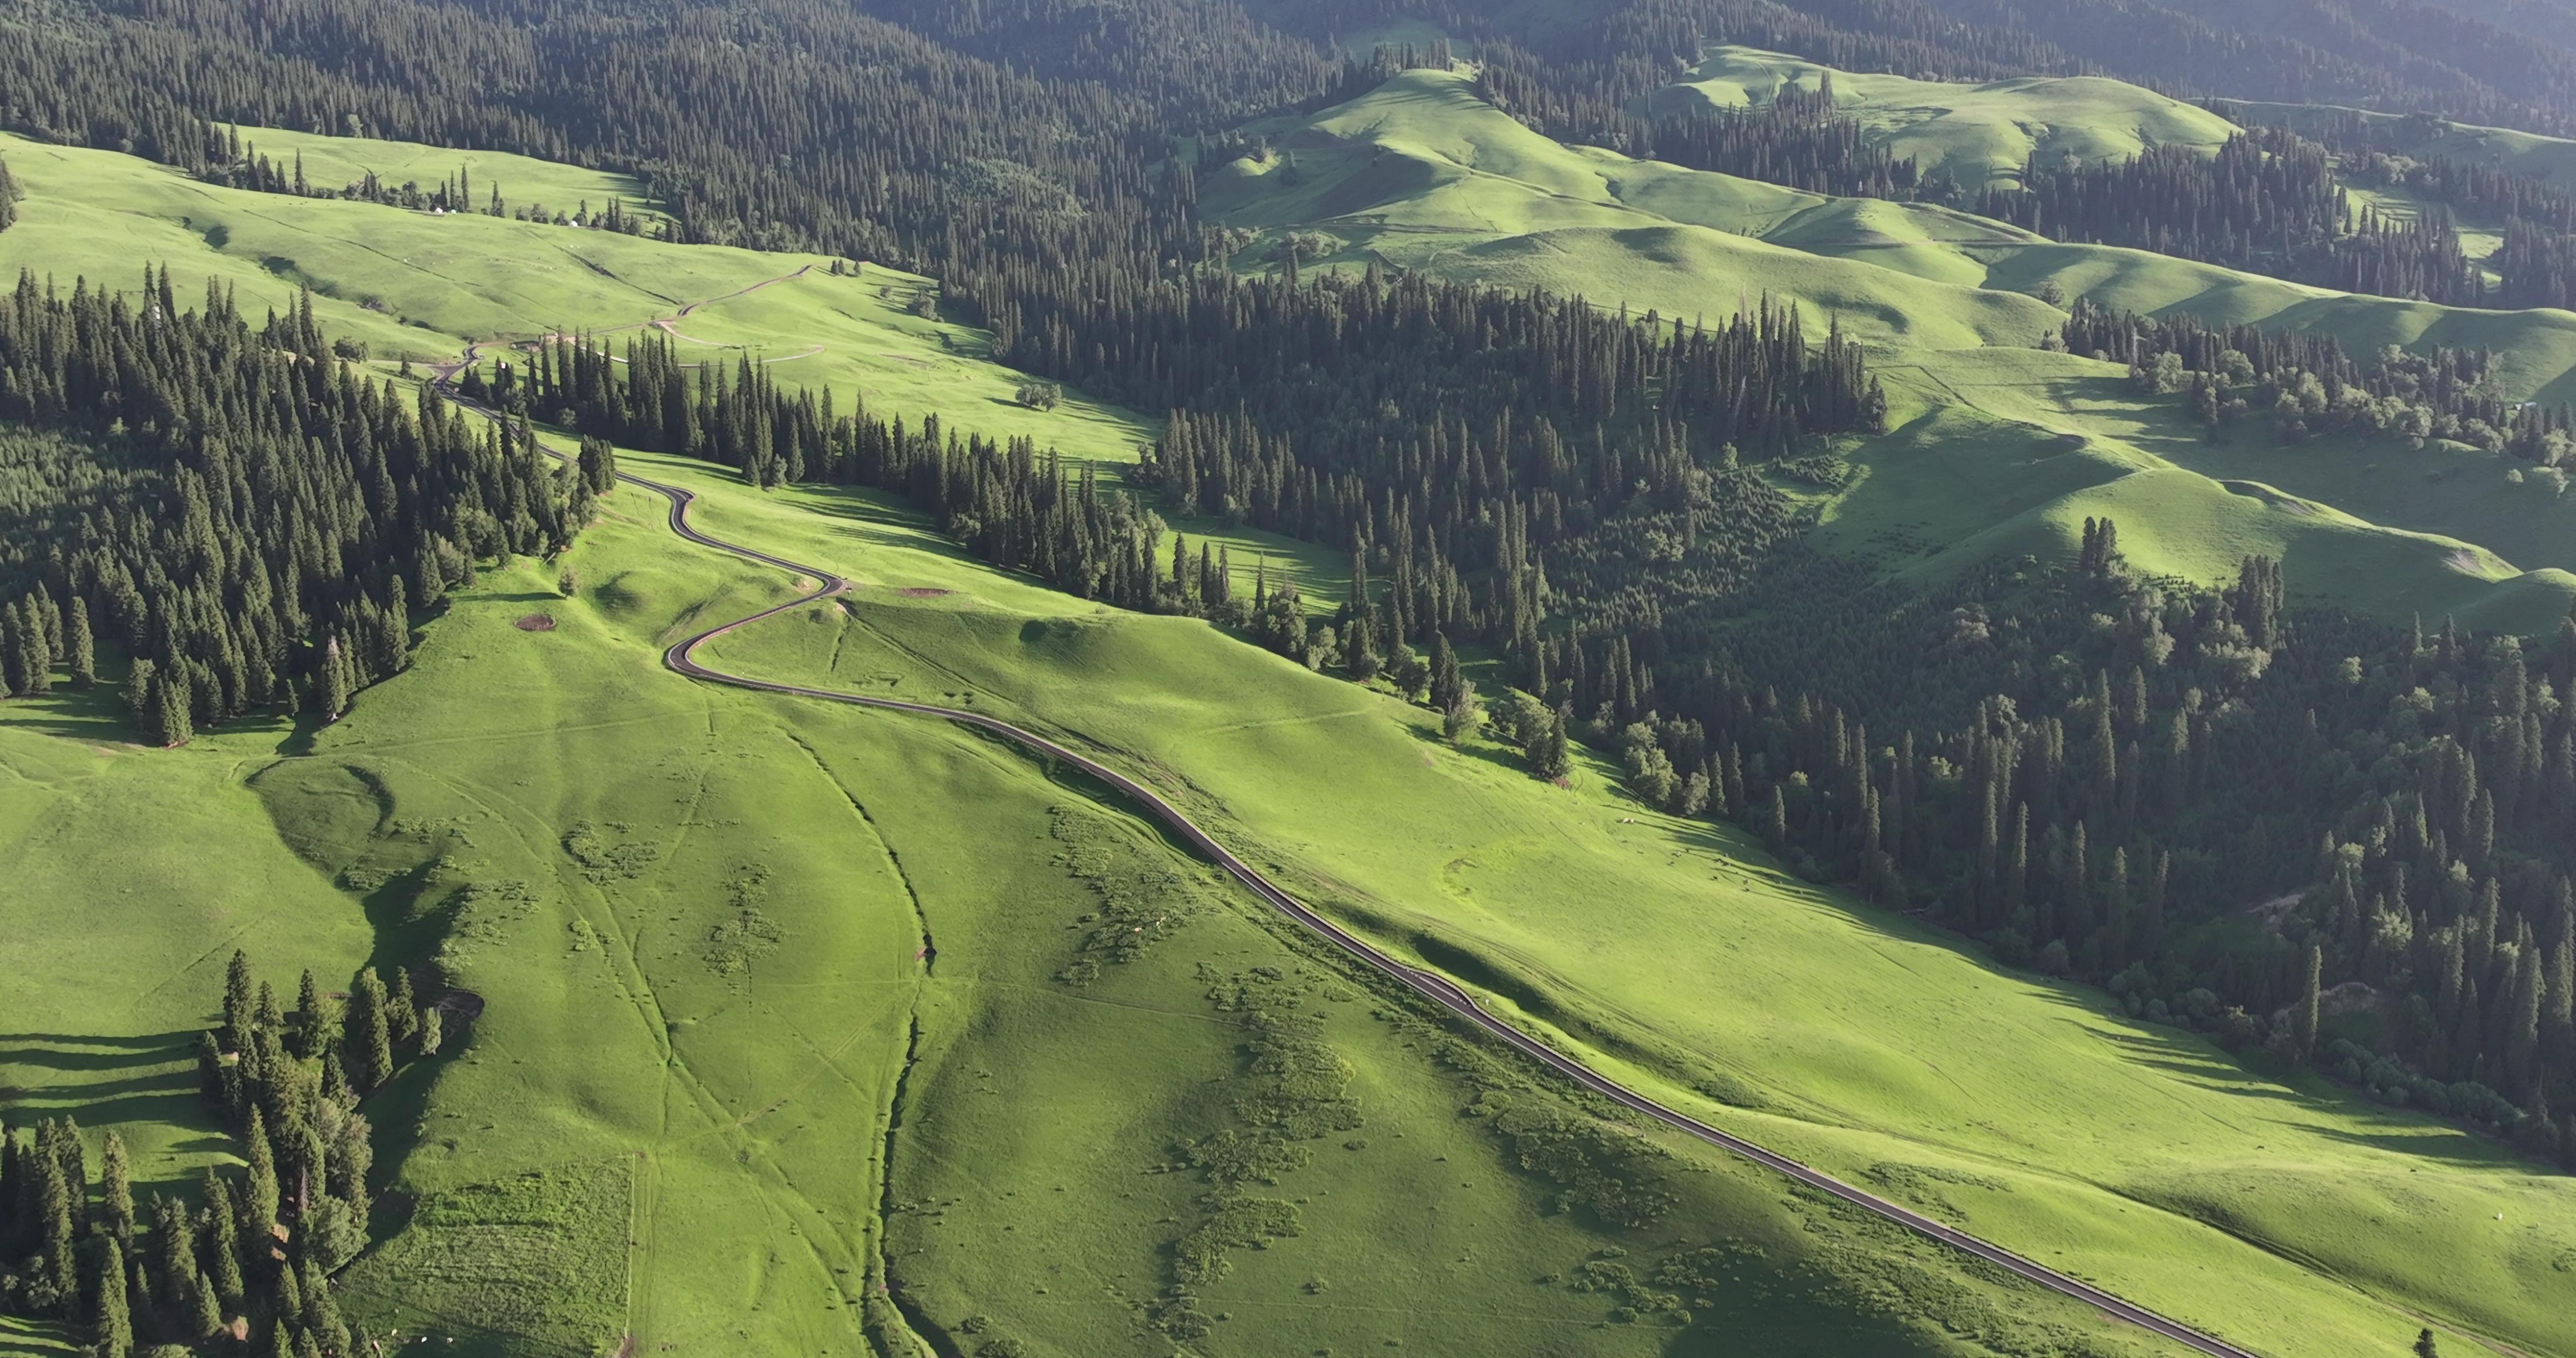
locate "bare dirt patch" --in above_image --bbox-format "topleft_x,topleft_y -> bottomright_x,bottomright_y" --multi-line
514,613 -> 557,632
894,587 -> 954,598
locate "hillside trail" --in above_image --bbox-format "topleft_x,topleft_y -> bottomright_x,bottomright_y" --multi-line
417,321 -> 2278,1358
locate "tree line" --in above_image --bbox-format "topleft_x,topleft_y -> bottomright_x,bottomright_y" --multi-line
0,952 -> 443,1356
0,269 -> 584,741
494,332 -> 1191,614
2060,298 -> 2572,462
1667,540 -> 2576,1164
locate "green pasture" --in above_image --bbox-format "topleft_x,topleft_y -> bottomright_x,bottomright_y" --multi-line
1846,350 -> 2576,631
1199,69 -> 2576,629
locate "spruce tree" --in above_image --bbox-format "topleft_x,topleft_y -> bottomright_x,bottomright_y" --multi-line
1429,632 -> 1461,715
153,1194 -> 190,1305
347,968 -> 394,1090
243,1108 -> 279,1239
152,666 -> 193,746
316,636 -> 350,720
38,1141 -> 75,1311
98,1130 -> 133,1243
223,951 -> 255,1055
1,600 -> 28,695
91,1237 -> 132,1358
2295,942 -> 2324,1065
201,1171 -> 244,1305
190,1266 -> 225,1339
122,657 -> 156,733
293,971 -> 333,1061
65,595 -> 94,690
387,968 -> 419,1045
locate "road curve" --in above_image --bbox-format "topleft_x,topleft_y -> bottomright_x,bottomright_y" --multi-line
578,467 -> 2268,1358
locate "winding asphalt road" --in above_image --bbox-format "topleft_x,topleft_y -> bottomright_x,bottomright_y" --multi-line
431,333 -> 2262,1356
613,473 -> 2266,1358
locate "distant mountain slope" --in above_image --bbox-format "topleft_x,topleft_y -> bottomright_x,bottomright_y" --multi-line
1656,47 -> 2244,190
2212,98 -> 2576,193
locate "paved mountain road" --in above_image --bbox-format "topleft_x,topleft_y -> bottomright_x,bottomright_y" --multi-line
617,467 -> 2268,1358
430,330 -> 2265,1357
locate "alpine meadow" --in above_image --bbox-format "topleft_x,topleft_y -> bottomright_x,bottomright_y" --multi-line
3,4 -> 2575,1358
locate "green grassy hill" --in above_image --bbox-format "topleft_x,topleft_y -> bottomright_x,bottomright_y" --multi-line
1654,47 -> 2244,189
679,456 -> 2576,1358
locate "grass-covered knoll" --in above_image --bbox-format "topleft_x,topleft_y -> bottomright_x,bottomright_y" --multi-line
0,129 -> 1358,616
1834,350 -> 2576,633
0,688 -> 374,1223
668,450 -> 2576,1358
1653,47 -> 2243,190
1202,70 -> 2576,630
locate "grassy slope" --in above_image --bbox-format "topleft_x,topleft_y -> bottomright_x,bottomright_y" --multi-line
0,134 -> 2178,1358
1206,70 -> 2063,349
200,123 -> 673,230
1655,47 -> 2243,189
0,470 -> 2175,1358
674,458 -> 2576,1358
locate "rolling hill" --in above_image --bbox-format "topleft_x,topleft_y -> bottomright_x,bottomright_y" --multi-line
1201,68 -> 2576,633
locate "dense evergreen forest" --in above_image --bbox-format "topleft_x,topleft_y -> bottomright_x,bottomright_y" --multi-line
0,953 -> 441,1353
0,270 -> 580,742
2205,103 -> 2576,312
